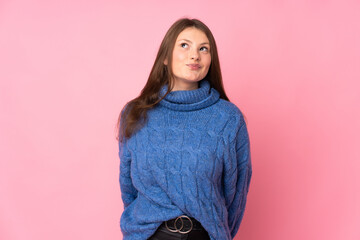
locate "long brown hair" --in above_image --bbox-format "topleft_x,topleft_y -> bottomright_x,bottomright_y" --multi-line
116,18 -> 231,143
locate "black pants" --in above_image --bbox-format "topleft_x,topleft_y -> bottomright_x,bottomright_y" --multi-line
148,222 -> 210,240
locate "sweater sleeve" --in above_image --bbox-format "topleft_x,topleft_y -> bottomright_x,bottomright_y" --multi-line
223,112 -> 252,239
118,106 -> 138,209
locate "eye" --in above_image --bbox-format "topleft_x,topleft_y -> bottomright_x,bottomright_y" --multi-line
200,46 -> 209,52
181,43 -> 188,48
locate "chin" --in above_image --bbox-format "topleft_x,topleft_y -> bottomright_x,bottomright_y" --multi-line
187,76 -> 205,82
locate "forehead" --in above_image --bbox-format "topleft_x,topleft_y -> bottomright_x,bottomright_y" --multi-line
176,27 -> 209,41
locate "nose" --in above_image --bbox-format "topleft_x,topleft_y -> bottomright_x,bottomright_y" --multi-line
190,49 -> 200,61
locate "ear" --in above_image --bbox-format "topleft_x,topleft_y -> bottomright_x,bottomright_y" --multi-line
163,58 -> 168,65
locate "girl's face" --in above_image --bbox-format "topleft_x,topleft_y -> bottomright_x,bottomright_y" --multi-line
165,27 -> 211,90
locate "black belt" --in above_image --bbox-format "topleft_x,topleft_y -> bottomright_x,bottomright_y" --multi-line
161,215 -> 204,234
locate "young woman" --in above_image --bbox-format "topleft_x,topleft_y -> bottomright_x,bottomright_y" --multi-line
117,17 -> 252,240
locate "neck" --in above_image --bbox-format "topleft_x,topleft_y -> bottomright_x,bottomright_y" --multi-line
158,78 -> 220,111
171,80 -> 199,92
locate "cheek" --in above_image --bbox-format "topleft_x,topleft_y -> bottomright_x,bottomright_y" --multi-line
204,56 -> 211,69
172,49 -> 186,62
176,54 -> 186,63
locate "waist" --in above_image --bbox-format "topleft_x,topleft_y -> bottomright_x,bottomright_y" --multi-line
160,215 -> 205,234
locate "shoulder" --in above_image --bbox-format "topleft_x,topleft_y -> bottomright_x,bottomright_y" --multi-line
213,99 -> 245,123
121,102 -> 131,116
213,99 -> 248,142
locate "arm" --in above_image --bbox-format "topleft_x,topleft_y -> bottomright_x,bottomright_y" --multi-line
118,106 -> 138,209
223,112 -> 252,238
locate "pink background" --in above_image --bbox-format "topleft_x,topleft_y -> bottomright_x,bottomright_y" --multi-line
1,0 -> 359,239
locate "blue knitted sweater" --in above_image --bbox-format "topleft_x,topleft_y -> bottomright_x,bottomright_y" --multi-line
118,78 -> 252,240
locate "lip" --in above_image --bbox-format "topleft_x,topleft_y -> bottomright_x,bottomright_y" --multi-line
186,64 -> 201,70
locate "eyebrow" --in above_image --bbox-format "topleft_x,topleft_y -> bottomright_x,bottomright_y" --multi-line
177,39 -> 210,45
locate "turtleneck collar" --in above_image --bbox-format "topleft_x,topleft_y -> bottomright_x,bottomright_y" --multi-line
158,78 -> 220,111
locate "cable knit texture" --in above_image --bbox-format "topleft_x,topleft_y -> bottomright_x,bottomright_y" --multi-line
118,78 -> 252,240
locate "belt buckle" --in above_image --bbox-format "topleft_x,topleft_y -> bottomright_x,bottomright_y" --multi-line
165,215 -> 193,234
